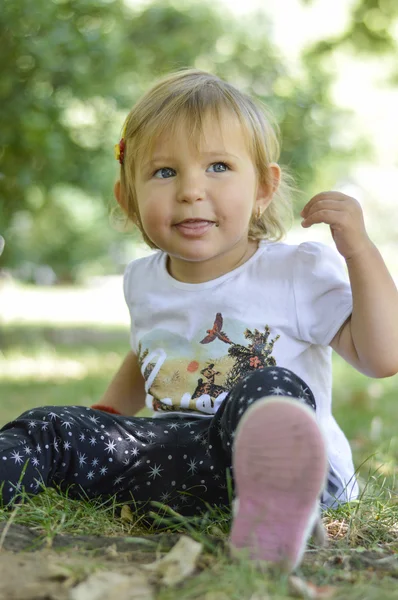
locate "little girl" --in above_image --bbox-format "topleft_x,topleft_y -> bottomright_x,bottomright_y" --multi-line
1,69 -> 398,571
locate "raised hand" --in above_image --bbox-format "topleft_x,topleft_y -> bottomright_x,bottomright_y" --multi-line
300,191 -> 372,260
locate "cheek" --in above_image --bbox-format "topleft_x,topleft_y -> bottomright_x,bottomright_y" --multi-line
222,186 -> 255,217
139,199 -> 168,232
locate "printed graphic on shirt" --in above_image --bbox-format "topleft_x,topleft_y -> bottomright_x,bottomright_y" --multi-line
138,312 -> 280,414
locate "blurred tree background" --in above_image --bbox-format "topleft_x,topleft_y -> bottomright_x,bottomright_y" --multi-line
1,0 -> 397,282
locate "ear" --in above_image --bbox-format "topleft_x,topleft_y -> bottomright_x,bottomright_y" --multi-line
256,162 -> 281,211
114,179 -> 141,227
114,180 -> 128,215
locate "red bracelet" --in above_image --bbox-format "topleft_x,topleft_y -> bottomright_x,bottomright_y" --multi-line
91,404 -> 122,415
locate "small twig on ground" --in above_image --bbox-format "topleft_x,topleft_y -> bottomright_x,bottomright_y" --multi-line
0,504 -> 21,552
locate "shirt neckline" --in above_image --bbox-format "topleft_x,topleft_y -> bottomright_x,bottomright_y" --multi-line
160,240 -> 271,290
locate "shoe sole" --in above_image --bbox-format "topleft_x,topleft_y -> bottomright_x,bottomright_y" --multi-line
230,396 -> 328,570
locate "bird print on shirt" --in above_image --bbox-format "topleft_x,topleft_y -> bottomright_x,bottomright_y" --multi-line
200,313 -> 233,344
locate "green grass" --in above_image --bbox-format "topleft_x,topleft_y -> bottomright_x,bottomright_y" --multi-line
1,482 -> 397,599
1,321 -> 398,599
0,324 -> 131,418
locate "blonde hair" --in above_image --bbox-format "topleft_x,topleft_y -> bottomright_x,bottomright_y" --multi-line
117,68 -> 295,247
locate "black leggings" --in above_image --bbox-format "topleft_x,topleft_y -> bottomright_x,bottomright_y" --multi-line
0,367 -> 346,515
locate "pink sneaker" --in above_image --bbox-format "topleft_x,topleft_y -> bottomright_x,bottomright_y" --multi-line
230,396 -> 328,571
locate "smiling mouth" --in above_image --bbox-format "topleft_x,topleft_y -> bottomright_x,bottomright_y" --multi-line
175,219 -> 215,226
173,219 -> 217,236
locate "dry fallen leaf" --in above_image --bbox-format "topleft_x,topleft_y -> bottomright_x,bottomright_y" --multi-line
143,535 -> 203,586
289,576 -> 316,599
69,570 -> 154,600
121,505 -> 135,522
104,544 -> 118,557
325,519 -> 349,540
289,575 -> 336,599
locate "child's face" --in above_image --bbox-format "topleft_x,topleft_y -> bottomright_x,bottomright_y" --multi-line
133,111 -> 274,280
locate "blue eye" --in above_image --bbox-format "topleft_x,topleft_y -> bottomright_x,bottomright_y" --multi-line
208,162 -> 229,173
153,167 -> 175,179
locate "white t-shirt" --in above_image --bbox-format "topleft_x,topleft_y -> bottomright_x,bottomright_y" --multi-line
124,240 -> 358,497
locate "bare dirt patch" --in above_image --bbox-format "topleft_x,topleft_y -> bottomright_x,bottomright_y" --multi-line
0,523 -> 180,600
1,523 -> 398,600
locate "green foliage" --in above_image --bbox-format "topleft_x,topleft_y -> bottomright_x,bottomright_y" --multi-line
303,0 -> 398,58
1,0 -> 363,281
0,0 -> 129,279
1,0 -> 122,195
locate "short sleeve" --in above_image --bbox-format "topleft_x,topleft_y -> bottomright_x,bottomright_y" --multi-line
123,261 -> 138,352
293,242 -> 353,346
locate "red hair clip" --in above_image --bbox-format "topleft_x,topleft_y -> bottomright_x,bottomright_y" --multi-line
114,137 -> 125,165
114,120 -> 127,165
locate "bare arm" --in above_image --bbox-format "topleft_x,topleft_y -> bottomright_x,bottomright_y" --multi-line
94,350 -> 146,416
330,242 -> 398,378
301,191 -> 398,378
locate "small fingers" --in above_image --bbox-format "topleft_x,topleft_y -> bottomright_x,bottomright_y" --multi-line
301,199 -> 346,218
301,192 -> 358,218
301,208 -> 345,228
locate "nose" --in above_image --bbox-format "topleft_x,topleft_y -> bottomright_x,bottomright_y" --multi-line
176,171 -> 205,204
